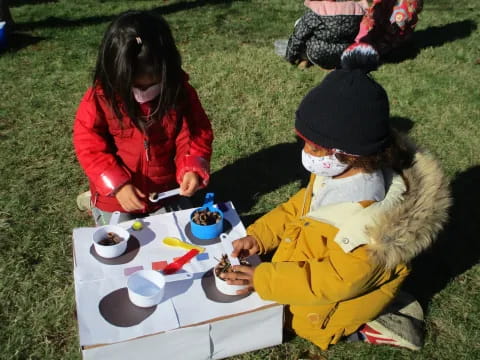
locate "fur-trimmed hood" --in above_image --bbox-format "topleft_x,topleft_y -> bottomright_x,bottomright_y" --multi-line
366,148 -> 451,269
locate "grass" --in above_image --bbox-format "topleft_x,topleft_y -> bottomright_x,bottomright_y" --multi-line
0,0 -> 479,359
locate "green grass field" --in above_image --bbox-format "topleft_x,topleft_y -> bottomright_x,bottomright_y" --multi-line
0,0 -> 479,359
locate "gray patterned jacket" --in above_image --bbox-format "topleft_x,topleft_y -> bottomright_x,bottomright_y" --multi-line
286,1 -> 367,69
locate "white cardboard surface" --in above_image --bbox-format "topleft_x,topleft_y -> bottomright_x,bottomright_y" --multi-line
73,202 -> 283,357
82,324 -> 211,360
210,305 -> 284,359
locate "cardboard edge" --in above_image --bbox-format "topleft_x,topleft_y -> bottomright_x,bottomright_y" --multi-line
81,303 -> 283,350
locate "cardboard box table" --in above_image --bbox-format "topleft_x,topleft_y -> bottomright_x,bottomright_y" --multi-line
73,202 -> 283,360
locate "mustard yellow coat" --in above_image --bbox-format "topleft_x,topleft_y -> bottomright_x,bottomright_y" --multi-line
248,151 -> 451,349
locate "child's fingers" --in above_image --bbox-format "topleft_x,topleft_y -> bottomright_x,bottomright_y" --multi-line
134,187 -> 146,198
236,286 -> 254,295
227,278 -> 250,286
122,197 -> 144,211
231,241 -> 243,257
180,184 -> 193,196
180,172 -> 200,196
179,177 -> 194,196
231,265 -> 254,274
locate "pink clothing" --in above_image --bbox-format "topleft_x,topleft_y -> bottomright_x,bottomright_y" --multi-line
305,0 -> 368,16
355,0 -> 423,54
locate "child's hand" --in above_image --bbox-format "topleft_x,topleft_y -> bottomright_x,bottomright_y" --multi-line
115,184 -> 146,212
220,265 -> 256,295
180,171 -> 201,197
231,235 -> 260,258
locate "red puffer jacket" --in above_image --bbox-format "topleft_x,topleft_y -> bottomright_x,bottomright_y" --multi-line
73,74 -> 213,213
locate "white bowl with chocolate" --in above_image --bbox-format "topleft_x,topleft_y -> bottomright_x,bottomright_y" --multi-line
92,225 -> 129,258
214,254 -> 250,295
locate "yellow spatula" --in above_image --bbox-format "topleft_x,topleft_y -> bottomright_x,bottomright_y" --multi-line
162,237 -> 205,253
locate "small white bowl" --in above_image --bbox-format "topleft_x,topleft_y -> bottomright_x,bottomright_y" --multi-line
214,267 -> 249,296
92,225 -> 129,259
127,270 -> 166,308
127,270 -> 193,307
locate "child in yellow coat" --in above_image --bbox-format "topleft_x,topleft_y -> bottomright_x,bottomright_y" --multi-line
222,44 -> 450,350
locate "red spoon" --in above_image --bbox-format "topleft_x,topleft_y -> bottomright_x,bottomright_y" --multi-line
163,249 -> 199,275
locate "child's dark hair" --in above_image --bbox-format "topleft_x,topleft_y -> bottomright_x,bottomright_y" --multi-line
335,129 -> 414,174
93,10 -> 184,130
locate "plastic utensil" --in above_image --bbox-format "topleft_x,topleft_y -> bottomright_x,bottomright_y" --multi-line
149,188 -> 181,203
190,193 -> 224,240
162,237 -> 205,253
109,211 -> 121,225
163,249 -> 200,275
220,233 -> 240,266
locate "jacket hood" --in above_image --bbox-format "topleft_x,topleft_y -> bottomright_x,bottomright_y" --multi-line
304,0 -> 368,16
365,141 -> 451,269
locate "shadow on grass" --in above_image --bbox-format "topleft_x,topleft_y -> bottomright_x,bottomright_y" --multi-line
382,19 -> 477,64
0,31 -> 45,53
204,137 -> 308,216
16,0 -> 240,31
404,165 -> 480,310
11,0 -> 58,6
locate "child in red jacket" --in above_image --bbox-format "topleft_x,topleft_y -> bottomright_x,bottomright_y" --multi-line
73,11 -> 213,225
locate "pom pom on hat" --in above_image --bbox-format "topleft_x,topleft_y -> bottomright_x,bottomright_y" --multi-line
341,42 -> 380,72
295,43 -> 390,156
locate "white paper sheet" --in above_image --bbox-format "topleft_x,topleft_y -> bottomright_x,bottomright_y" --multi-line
75,276 -> 180,346
73,217 -> 188,282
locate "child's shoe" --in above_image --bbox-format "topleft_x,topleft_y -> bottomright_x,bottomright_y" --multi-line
298,59 -> 312,70
76,190 -> 92,212
358,291 -> 424,350
359,324 -> 412,348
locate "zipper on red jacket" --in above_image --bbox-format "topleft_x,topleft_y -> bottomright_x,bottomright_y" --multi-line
141,105 -> 152,212
144,138 -> 150,162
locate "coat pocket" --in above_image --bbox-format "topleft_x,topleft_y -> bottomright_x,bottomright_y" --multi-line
295,302 -> 339,331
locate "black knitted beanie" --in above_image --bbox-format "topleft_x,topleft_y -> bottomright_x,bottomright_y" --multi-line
295,44 -> 391,156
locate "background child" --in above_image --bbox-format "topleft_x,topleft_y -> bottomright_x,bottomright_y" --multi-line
355,0 -> 424,56
285,0 -> 369,69
73,11 -> 213,225
222,44 -> 451,350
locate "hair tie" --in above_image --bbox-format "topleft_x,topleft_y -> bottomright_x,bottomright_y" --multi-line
135,37 -> 142,45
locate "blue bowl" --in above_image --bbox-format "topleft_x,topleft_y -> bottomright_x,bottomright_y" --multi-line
190,193 -> 224,240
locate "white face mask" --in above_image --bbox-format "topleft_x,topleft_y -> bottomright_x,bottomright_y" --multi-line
132,83 -> 161,104
301,150 -> 350,177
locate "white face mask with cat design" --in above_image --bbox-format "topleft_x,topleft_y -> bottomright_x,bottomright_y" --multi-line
301,150 -> 350,177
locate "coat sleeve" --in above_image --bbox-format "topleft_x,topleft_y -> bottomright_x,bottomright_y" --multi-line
254,248 -> 387,306
285,10 -> 321,63
175,82 -> 214,187
73,89 -> 131,196
247,188 -> 307,253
